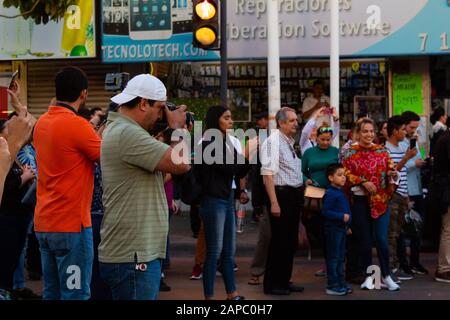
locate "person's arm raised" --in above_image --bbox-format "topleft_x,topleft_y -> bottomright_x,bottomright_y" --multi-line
7,81 -> 27,114
7,111 -> 35,162
0,138 -> 11,205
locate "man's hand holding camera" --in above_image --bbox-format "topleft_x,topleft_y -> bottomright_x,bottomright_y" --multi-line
166,104 -> 188,130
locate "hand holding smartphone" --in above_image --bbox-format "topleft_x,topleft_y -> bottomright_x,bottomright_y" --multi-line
9,70 -> 19,90
409,138 -> 417,150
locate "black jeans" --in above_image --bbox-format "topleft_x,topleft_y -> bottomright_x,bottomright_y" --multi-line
26,226 -> 42,276
264,187 -> 303,292
348,196 -> 391,278
397,195 -> 425,266
346,230 -> 364,279
90,214 -> 112,300
190,204 -> 201,237
0,212 -> 32,290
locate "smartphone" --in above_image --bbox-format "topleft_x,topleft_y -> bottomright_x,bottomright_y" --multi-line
98,115 -> 108,128
103,0 -> 130,35
324,107 -> 333,115
172,0 -> 192,34
410,138 -> 417,150
129,0 -> 172,40
9,70 -> 19,89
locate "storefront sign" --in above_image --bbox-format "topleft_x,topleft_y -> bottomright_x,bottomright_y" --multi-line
393,74 -> 424,116
102,0 -> 449,62
101,0 -> 219,63
0,0 -> 97,60
228,0 -> 450,59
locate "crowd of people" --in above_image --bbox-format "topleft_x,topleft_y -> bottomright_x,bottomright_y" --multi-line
0,67 -> 448,300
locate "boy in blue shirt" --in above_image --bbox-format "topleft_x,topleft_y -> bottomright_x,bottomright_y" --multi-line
322,163 -> 352,296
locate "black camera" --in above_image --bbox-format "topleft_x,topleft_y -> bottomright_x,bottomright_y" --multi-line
167,102 -> 195,128
149,102 -> 194,137
105,73 -> 130,92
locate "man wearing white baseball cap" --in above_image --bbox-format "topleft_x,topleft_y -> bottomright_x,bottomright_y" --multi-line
99,74 -> 190,300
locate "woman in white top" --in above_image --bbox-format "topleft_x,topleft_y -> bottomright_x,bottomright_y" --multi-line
300,107 -> 340,156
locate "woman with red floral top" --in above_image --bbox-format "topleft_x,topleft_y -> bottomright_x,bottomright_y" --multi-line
343,118 -> 400,291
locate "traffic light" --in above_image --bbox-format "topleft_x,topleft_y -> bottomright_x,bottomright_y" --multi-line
192,0 -> 220,50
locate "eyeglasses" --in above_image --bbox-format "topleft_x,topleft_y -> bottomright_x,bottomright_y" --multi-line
318,127 -> 333,135
288,144 -> 297,159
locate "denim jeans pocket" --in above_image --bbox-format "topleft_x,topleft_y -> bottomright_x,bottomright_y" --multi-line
100,263 -> 126,289
45,233 -> 74,257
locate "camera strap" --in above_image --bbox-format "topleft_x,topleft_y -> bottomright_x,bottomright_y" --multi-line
55,102 -> 78,116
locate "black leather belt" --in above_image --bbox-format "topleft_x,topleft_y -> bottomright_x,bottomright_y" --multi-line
275,186 -> 302,191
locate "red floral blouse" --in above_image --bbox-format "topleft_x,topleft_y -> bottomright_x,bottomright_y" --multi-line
342,143 -> 396,219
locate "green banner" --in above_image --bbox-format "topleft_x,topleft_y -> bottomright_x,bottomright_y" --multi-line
393,74 -> 423,115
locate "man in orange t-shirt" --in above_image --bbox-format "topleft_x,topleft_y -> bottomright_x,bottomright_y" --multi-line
33,67 -> 101,300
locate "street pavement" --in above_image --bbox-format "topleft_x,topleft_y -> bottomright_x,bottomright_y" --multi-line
26,212 -> 450,300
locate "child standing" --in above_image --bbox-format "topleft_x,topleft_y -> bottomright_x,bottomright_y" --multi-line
321,163 -> 352,296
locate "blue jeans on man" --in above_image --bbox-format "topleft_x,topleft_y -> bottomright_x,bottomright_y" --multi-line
324,222 -> 347,289
100,259 -> 162,300
36,227 -> 93,300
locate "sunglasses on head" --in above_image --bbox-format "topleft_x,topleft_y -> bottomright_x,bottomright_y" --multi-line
318,127 -> 333,135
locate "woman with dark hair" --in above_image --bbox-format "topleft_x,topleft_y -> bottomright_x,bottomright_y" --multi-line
302,125 -> 340,188
430,107 -> 448,153
0,119 -> 36,296
343,118 -> 400,291
197,106 -> 250,300
378,121 -> 388,146
301,124 -> 340,277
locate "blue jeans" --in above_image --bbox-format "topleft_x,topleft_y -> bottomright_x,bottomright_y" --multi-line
36,228 -> 93,300
324,222 -> 346,288
100,259 -> 162,300
351,196 -> 391,277
200,194 -> 237,298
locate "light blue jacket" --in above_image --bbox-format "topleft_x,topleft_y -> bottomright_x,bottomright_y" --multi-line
399,139 -> 422,196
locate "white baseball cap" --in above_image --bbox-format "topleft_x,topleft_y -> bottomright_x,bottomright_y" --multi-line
111,74 -> 167,105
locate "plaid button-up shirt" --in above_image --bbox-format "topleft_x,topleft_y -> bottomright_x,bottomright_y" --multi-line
260,130 -> 303,188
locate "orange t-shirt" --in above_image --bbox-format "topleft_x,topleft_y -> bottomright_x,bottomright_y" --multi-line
34,106 -> 101,232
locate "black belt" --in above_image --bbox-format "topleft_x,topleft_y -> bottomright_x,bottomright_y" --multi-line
275,185 -> 302,191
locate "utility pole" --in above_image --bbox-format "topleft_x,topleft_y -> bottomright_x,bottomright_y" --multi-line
220,0 -> 228,107
330,0 -> 340,147
267,0 -> 281,130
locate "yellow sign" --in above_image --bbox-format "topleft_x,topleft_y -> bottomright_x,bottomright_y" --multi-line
61,0 -> 94,56
379,62 -> 386,75
0,0 -> 96,60
352,62 -> 360,73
